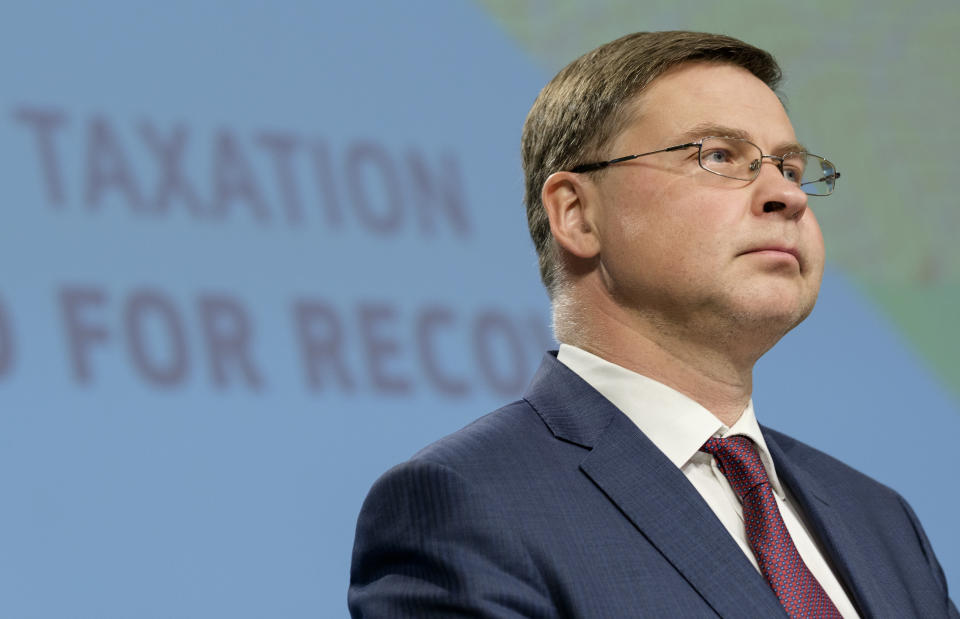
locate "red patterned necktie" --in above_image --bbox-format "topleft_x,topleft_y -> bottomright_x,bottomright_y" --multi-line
701,435 -> 843,619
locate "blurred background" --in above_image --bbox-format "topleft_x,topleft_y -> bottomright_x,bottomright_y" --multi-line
0,1 -> 956,616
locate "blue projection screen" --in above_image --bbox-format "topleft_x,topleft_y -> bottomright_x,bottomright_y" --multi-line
0,2 -> 956,617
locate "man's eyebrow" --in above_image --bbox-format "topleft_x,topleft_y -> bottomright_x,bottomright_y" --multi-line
671,123 -> 808,154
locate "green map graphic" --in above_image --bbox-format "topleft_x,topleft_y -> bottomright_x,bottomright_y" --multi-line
479,0 -> 960,398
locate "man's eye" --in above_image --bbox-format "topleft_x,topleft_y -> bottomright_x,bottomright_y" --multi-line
783,166 -> 804,184
703,149 -> 732,163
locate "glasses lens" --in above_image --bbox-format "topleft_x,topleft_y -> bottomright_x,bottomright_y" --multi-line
805,156 -> 838,196
698,137 -> 762,181
780,154 -> 838,196
783,153 -> 840,196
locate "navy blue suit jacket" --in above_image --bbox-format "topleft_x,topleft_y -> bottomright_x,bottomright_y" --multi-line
350,353 -> 958,617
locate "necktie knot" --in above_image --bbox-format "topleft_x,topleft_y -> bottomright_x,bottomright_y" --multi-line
700,435 -> 769,500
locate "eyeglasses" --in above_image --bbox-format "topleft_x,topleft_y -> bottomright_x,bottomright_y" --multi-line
568,136 -> 841,196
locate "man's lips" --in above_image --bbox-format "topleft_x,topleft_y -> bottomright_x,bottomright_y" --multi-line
738,246 -> 801,264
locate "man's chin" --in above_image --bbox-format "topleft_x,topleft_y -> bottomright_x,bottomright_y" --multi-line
736,280 -> 819,325
719,295 -> 818,352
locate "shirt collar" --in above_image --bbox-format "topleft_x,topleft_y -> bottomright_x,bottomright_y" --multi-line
556,343 -> 785,498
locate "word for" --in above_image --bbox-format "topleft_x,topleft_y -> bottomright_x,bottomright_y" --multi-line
14,106 -> 470,236
56,285 -> 551,397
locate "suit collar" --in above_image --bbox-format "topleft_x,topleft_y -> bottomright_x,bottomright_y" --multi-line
525,354 -> 787,617
522,352 -> 616,449
556,344 -> 790,497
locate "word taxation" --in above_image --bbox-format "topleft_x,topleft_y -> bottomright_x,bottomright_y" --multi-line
15,106 -> 470,235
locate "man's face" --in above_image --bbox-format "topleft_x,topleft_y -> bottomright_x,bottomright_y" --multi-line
587,62 -> 825,348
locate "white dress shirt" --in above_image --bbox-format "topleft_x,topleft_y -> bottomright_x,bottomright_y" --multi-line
557,344 -> 860,618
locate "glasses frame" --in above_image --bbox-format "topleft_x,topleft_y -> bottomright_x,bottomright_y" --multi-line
568,136 -> 841,196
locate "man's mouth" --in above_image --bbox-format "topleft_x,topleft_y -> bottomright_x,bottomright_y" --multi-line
739,246 -> 801,265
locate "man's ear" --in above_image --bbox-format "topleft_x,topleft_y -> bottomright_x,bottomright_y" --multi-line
542,171 -> 601,259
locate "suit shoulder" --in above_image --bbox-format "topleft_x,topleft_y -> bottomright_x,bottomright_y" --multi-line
409,398 -> 551,469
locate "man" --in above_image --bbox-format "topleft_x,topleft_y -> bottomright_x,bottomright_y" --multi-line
349,31 -> 957,618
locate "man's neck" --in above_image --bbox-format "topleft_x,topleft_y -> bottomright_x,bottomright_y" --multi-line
557,298 -> 760,428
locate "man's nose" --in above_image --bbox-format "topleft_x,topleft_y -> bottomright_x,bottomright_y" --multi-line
754,159 -> 808,219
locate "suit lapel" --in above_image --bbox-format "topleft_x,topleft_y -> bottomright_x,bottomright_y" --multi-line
525,355 -> 787,618
581,412 -> 786,618
764,429 -> 910,617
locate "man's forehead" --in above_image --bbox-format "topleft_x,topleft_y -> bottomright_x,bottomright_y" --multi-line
618,63 -> 799,151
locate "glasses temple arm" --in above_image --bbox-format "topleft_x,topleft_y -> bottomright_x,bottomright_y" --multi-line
802,171 -> 842,185
569,142 -> 699,174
